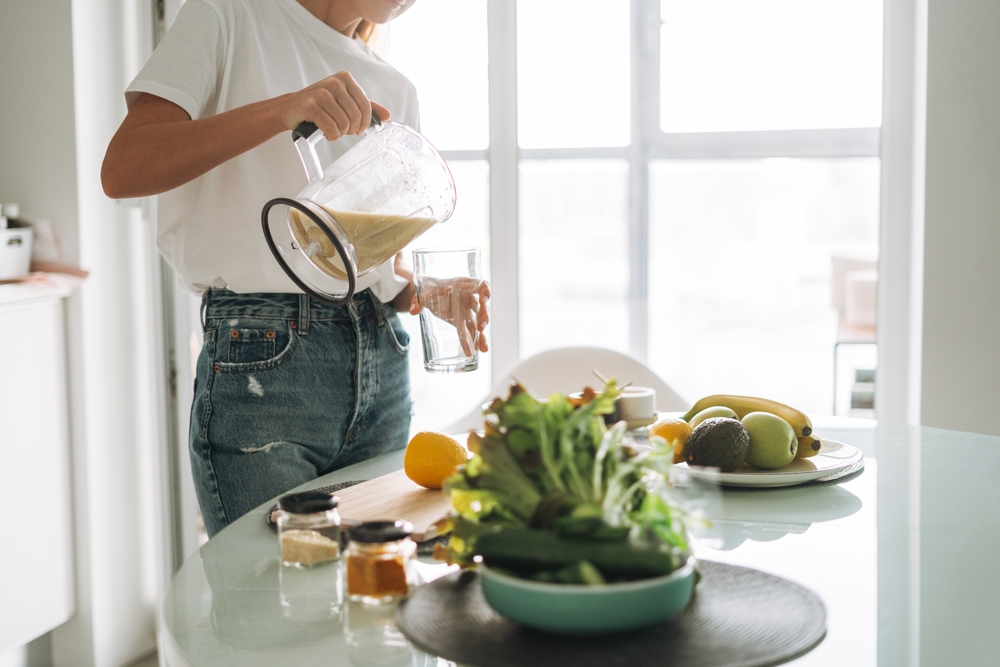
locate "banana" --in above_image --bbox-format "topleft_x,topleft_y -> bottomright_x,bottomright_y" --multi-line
682,394 -> 813,438
796,435 -> 821,459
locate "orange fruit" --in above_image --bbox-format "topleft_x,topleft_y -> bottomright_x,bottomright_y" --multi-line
649,418 -> 693,464
404,431 -> 469,489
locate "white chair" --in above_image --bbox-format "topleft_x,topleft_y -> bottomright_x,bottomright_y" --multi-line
444,346 -> 689,434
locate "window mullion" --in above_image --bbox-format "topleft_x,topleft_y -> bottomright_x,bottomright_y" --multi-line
487,0 -> 519,378
650,127 -> 882,159
629,0 -> 661,362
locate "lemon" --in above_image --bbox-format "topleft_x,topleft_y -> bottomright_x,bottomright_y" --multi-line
404,431 -> 469,489
649,418 -> 693,464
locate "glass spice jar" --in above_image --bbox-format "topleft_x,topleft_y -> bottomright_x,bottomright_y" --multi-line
345,520 -> 416,605
276,490 -> 342,566
277,490 -> 344,620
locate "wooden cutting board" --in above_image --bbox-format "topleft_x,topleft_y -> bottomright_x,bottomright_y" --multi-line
336,469 -> 453,541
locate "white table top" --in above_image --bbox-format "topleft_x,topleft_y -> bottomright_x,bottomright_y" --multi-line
160,421 -> 1000,666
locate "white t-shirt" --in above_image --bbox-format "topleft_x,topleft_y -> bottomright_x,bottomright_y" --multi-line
126,0 -> 419,299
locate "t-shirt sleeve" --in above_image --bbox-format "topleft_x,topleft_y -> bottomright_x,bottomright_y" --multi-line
365,260 -> 410,303
125,0 -> 225,120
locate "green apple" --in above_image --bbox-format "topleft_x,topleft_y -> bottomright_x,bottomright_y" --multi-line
741,411 -> 798,469
689,406 -> 738,428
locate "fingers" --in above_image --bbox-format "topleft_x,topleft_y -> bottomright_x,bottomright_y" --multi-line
337,73 -> 372,134
457,310 -> 475,357
473,280 -> 489,352
466,317 -> 480,357
410,276 -> 490,357
372,101 -> 392,123
474,281 -> 490,331
316,95 -> 354,140
289,71 -> 378,140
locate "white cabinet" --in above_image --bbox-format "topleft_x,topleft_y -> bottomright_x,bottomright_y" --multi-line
0,286 -> 74,652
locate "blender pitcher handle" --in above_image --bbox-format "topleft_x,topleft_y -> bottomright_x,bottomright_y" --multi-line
291,114 -> 383,184
292,122 -> 326,184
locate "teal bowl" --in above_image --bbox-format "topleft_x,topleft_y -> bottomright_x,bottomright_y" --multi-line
478,557 -> 696,634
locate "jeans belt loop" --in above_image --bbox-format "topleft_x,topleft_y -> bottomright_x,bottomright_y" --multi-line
371,291 -> 386,325
298,293 -> 310,335
200,291 -> 209,330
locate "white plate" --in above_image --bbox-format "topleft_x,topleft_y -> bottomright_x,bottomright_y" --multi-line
675,439 -> 864,488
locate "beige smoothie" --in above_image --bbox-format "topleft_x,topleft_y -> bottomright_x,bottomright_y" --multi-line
289,207 -> 436,280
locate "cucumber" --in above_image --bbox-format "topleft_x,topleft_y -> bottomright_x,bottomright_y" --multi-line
554,560 -> 606,585
476,527 -> 679,580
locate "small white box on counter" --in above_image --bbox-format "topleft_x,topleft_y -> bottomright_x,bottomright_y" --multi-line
0,227 -> 33,279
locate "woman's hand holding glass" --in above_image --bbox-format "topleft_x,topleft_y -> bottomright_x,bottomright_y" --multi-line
409,277 -> 490,357
409,248 -> 488,373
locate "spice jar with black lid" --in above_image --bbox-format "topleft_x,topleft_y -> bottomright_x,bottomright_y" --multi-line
276,490 -> 342,566
345,520 -> 416,605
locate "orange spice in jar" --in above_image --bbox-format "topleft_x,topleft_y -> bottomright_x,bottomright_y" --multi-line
345,520 -> 415,605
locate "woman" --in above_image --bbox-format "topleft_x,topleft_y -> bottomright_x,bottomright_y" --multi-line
102,0 -> 489,537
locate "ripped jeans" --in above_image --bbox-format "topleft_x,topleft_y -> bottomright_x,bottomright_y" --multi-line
189,289 -> 412,538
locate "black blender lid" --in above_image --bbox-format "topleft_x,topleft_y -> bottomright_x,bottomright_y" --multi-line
278,489 -> 339,514
261,197 -> 356,307
347,520 -> 414,543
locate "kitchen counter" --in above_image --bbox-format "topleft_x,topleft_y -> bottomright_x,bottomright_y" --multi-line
0,274 -> 81,308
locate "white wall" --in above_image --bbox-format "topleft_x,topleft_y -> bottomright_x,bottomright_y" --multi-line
919,1 -> 1000,436
877,0 -> 926,426
0,1 -> 80,664
0,0 -> 80,259
0,0 -> 166,665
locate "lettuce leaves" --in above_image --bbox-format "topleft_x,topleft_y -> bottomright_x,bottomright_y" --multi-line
441,380 -> 690,570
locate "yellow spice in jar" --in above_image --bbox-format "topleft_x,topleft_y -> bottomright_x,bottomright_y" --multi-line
281,529 -> 341,566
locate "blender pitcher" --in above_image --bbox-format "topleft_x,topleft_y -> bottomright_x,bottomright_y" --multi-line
262,118 -> 456,305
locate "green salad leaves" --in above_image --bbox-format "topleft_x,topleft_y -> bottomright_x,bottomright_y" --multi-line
441,381 -> 692,583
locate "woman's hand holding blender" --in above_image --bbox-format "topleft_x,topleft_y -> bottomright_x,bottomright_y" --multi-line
279,71 -> 391,140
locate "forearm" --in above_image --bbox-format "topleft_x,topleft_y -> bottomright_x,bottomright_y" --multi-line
392,259 -> 416,312
104,72 -> 386,200
102,94 -> 290,199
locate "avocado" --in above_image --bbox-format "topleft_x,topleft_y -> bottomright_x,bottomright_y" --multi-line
683,417 -> 751,472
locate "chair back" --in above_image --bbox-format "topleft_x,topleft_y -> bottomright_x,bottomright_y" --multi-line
444,346 -> 688,434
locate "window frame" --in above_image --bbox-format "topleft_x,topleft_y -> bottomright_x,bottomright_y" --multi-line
440,0 -> 882,377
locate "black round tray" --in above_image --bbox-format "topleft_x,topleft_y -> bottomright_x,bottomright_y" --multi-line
397,560 -> 826,667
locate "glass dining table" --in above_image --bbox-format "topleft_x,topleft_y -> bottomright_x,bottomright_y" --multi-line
159,420 -> 1000,666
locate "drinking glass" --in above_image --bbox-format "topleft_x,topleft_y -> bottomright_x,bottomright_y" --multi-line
412,247 -> 483,373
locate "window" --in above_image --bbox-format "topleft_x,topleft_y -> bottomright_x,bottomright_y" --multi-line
519,159 -> 630,357
385,1 -> 491,432
389,0 -> 883,425
659,0 -> 883,133
517,0 -> 631,148
647,0 -> 883,415
647,157 -> 880,412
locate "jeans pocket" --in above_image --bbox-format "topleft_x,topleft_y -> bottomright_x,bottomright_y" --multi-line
382,309 -> 410,356
213,319 -> 299,372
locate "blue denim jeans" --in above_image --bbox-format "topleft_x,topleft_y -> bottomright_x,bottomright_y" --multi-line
189,289 -> 412,537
